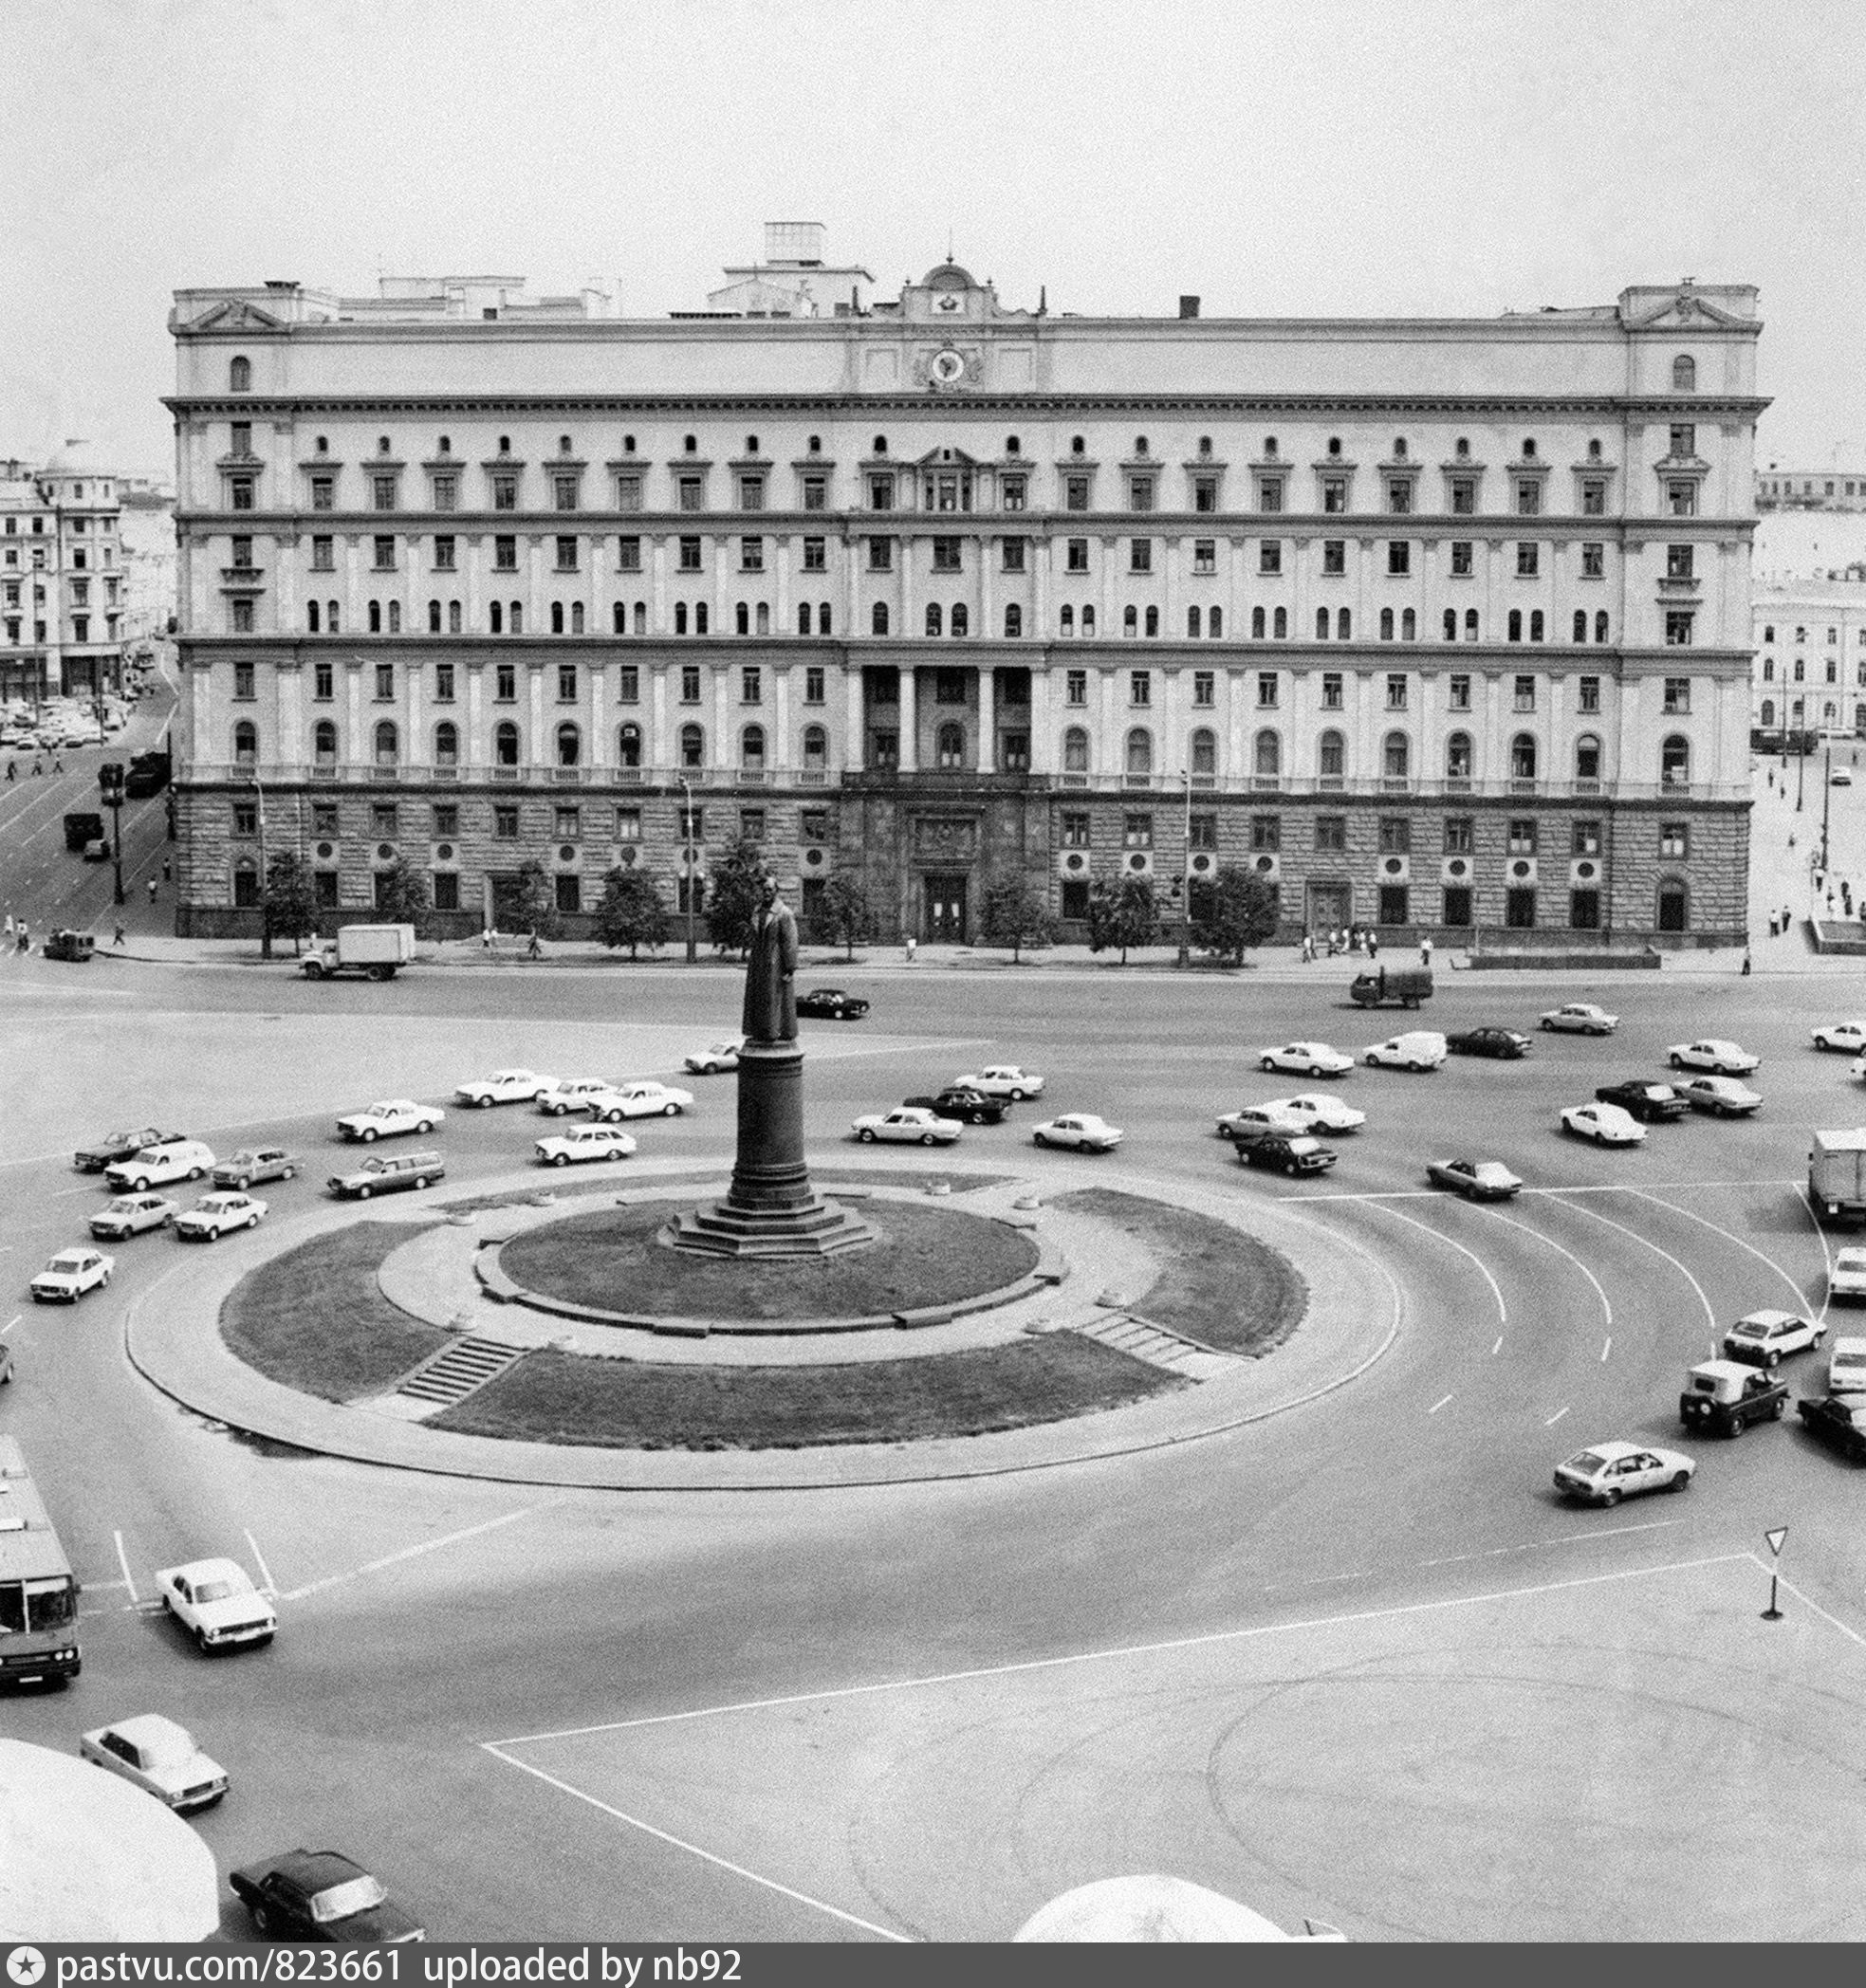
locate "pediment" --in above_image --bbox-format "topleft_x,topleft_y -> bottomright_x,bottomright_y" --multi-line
185,299 -> 286,333
1624,290 -> 1747,331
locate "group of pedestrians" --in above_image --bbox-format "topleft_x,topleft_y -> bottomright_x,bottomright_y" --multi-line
3,913 -> 28,954
1300,925 -> 1404,964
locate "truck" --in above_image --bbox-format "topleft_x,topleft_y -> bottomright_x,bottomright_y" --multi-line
62,810 -> 104,853
299,923 -> 416,983
1809,1129 -> 1866,1223
1349,966 -> 1433,1009
124,749 -> 172,799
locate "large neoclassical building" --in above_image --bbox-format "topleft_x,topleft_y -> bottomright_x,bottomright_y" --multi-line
166,232 -> 1763,945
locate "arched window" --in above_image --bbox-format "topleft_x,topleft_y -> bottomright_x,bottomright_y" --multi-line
556,722 -> 581,767
1123,606 -> 1138,636
1315,608 -> 1329,640
1529,610 -> 1544,643
1446,731 -> 1473,780
1005,603 -> 1023,637
1379,608 -> 1395,641
490,601 -> 504,635
368,599 -> 382,634
926,603 -> 943,636
618,723 -> 642,767
674,602 -> 689,635
951,603 -> 969,637
1575,734 -> 1601,781
1081,605 -> 1097,635
1510,733 -> 1537,781
307,601 -> 321,634
819,603 -> 832,635
1464,609 -> 1479,641
693,602 -> 708,635
1760,699 -> 1776,728
1063,726 -> 1090,772
872,601 -> 890,636
1763,657 -> 1775,681
327,602 -> 340,634
385,600 -> 399,635
735,602 -> 749,635
1573,610 -> 1587,643
1190,606 -> 1204,638
1318,729 -> 1345,781
1253,729 -> 1281,779
229,356 -> 251,393
428,599 -> 441,634
1060,606 -> 1075,635
1661,734 -> 1690,786
616,602 -> 629,635
1672,355 -> 1696,392
1657,878 -> 1689,932
1191,727 -> 1217,776
547,601 -> 563,635
634,603 -> 647,635
232,720 -> 257,765
374,721 -> 398,766
679,723 -> 705,769
494,721 -> 519,767
1595,611 -> 1609,643
1382,731 -> 1410,780
572,602 -> 585,635
803,725 -> 827,771
1125,727 -> 1154,778
742,725 -> 766,770
313,720 -> 337,767
448,600 -> 463,634
1336,608 -> 1350,639
1144,606 -> 1159,637
1443,610 -> 1456,641
1210,607 -> 1223,638
1401,609 -> 1415,641
797,602 -> 812,635
1507,609 -> 1523,643
1252,606 -> 1266,639
1272,607 -> 1287,638
510,601 -> 524,635
936,721 -> 965,767
434,722 -> 459,766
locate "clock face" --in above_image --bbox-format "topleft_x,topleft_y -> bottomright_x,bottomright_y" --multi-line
931,348 -> 967,386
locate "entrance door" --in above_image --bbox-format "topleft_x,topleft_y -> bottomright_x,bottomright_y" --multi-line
924,873 -> 969,942
1309,881 -> 1350,931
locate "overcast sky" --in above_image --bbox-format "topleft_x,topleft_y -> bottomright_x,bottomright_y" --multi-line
7,0 -> 1859,481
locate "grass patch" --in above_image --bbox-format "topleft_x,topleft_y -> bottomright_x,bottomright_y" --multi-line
431,1335 -> 1181,1449
443,1168 -> 1015,1215
1050,1188 -> 1307,1357
220,1223 -> 453,1402
499,1200 -> 1038,1321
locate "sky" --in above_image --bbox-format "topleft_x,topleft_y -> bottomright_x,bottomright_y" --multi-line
5,0 -> 1861,481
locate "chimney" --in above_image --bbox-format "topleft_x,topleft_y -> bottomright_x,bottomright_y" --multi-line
1178,295 -> 1201,320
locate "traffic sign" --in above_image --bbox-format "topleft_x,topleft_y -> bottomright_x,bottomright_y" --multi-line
1764,1527 -> 1788,1558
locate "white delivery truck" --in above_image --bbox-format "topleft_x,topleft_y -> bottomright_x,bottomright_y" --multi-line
299,923 -> 416,983
1809,1129 -> 1866,1223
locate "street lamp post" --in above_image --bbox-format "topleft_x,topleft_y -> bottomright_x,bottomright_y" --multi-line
1177,767 -> 1192,969
252,772 -> 271,959
99,764 -> 125,907
1821,737 -> 1833,877
680,774 -> 697,964
1797,733 -> 1806,813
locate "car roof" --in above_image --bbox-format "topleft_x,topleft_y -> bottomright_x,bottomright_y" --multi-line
1735,1309 -> 1799,1327
162,1555 -> 249,1584
1570,1441 -> 1641,1463
98,1712 -> 194,1752
1691,1359 -> 1756,1381
266,1850 -> 367,1891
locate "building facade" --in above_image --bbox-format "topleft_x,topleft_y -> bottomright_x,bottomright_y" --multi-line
0,448 -> 126,706
1757,465 -> 1866,513
1752,580 -> 1866,738
165,252 -> 1764,946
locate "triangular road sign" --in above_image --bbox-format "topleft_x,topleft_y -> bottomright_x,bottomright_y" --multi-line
1764,1527 -> 1788,1557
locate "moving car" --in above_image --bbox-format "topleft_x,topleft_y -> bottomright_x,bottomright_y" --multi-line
1446,1026 -> 1532,1059
1258,1040 -> 1355,1078
1266,1093 -> 1366,1135
42,930 -> 95,965
683,1041 -> 744,1075
1811,1022 -> 1866,1055
796,987 -> 869,1021
1426,1157 -> 1524,1201
1678,1359 -> 1787,1435
1540,1003 -> 1619,1036
102,1139 -> 215,1193
174,1192 -> 268,1242
326,1150 -> 444,1200
1827,1336 -> 1866,1394
29,1247 -> 116,1302
534,1078 -> 616,1116
155,1557 -> 277,1653
1240,1133 -> 1336,1176
1593,1079 -> 1689,1124
1560,1102 -> 1646,1147
1217,1102 -> 1312,1145
903,1086 -> 1007,1125
1348,966 -> 1434,1008
1834,765 -> 1855,787
1721,1309 -> 1824,1368
1832,1248 -> 1866,1302
81,839 -> 111,863
1666,1039 -> 1760,1076
1673,1074 -> 1763,1117
73,1125 -> 182,1173
586,1080 -> 693,1121
953,1065 -> 1046,1100
89,1194 -> 178,1241
1552,1442 -> 1694,1504
1031,1114 -> 1123,1152
212,1147 -> 300,1189
230,1850 -> 424,1943
80,1715 -> 228,1813
335,1100 -> 442,1142
1362,1030 -> 1448,1072
534,1125 -> 637,1168
453,1069 -> 556,1108
1797,1393 -> 1866,1463
852,1107 -> 963,1146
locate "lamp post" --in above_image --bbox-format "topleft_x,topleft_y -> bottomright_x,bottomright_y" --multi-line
252,771 -> 271,959
99,762 -> 125,907
680,774 -> 697,964
1821,736 -> 1833,876
1177,766 -> 1192,968
1797,730 -> 1806,813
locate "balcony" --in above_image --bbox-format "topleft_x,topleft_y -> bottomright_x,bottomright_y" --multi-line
218,567 -> 265,590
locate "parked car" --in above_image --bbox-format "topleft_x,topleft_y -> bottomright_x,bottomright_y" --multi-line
1834,766 -> 1856,786
1426,1157 -> 1523,1201
1240,1132 -> 1337,1176
796,987 -> 870,1021
29,1247 -> 116,1303
1594,1079 -> 1689,1124
335,1100 -> 442,1142
80,1715 -> 228,1813
155,1557 -> 277,1653
853,1107 -> 963,1146
683,1041 -> 744,1076
1362,1030 -> 1448,1072
1030,1114 -> 1123,1152
326,1150 -> 444,1200
73,1125 -> 181,1173
1446,1026 -> 1532,1059
1266,1093 -> 1366,1135
534,1078 -> 615,1117
212,1147 -> 300,1189
1832,1248 -> 1866,1302
586,1080 -> 693,1121
534,1126 -> 637,1169
953,1065 -> 1045,1100
1673,1074 -> 1763,1117
89,1193 -> 178,1241
1552,1442 -> 1694,1504
42,930 -> 96,964
903,1086 -> 1007,1125
230,1850 -> 423,1943
1679,1359 -> 1787,1435
1810,1022 -> 1866,1054
1560,1102 -> 1646,1147
1216,1102 -> 1312,1145
1666,1039 -> 1760,1076
1827,1335 -> 1866,1394
453,1069 -> 556,1108
1796,1393 -> 1866,1463
174,1192 -> 268,1242
1721,1308 -> 1824,1369
102,1139 -> 215,1193
81,838 -> 111,864
1258,1040 -> 1355,1078
1540,1003 -> 1619,1036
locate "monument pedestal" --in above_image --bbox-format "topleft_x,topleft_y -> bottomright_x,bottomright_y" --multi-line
668,1040 -> 875,1259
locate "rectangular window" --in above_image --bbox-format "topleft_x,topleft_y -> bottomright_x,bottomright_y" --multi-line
802,536 -> 826,572
1123,813 -> 1154,848
1257,476 -> 1284,514
492,474 -> 517,511
312,801 -> 339,836
232,801 -> 258,838
1192,538 -> 1216,574
1247,815 -> 1277,852
553,805 -> 581,841
371,802 -> 397,838
1581,479 -> 1606,516
1064,476 -> 1090,511
1322,540 -> 1346,576
375,663 -> 395,701
229,600 -> 253,634
493,804 -> 520,839
1259,541 -> 1282,576
495,663 -> 516,701
1579,674 -> 1601,713
433,535 -> 455,571
738,475 -> 765,510
310,534 -> 334,571
554,535 -> 579,572
1450,541 -> 1473,576
617,536 -> 641,572
1378,817 -> 1412,855
313,871 -> 338,909
678,537 -> 702,572
314,662 -> 334,701
1507,819 -> 1537,855
372,475 -> 397,511
616,806 -> 642,841
1443,885 -> 1473,927
1514,479 -> 1542,516
1387,541 -> 1411,576
804,666 -> 825,704
434,663 -> 455,702
432,474 -> 458,512
1129,670 -> 1152,707
1666,543 -> 1695,580
678,477 -> 704,512
230,476 -> 255,510
1662,675 -> 1690,713
680,665 -> 701,704
1193,671 -> 1216,707
1573,819 -> 1601,856
1067,539 -> 1089,573
1321,476 -> 1347,514
1444,816 -> 1474,855
233,660 -> 255,700
741,665 -> 763,704
1668,481 -> 1697,517
1065,669 -> 1088,707
1665,611 -> 1695,647
1513,674 -> 1535,711
801,807 -> 829,843
740,536 -> 764,572
1315,814 -> 1347,853
615,475 -> 642,511
431,873 -> 460,912
493,536 -> 517,571
230,420 -> 252,455
1002,476 -> 1026,512
1448,673 -> 1471,711
1661,821 -> 1689,858
1129,476 -> 1155,511
1130,539 -> 1153,574
617,664 -> 639,703
1580,542 -> 1604,579
678,805 -> 704,840
1385,477 -> 1413,515
1001,537 -> 1025,572
868,474 -> 895,510
1450,477 -> 1476,515
933,538 -> 962,573
802,476 -> 827,512
868,537 -> 893,573
1321,672 -> 1344,709
1515,542 -> 1539,578
557,664 -> 578,703
1193,478 -> 1219,514
229,536 -> 253,571
552,874 -> 581,915
739,807 -> 766,842
371,535 -> 396,570
1385,673 -> 1407,710
1061,811 -> 1091,849
433,802 -> 459,837
1670,423 -> 1696,458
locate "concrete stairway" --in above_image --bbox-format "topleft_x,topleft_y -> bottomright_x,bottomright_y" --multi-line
395,1335 -> 529,1410
1066,1310 -> 1234,1378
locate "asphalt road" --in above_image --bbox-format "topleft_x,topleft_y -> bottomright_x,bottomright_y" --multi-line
5,950 -> 1866,1940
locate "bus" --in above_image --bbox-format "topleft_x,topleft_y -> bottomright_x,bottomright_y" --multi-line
0,1437 -> 82,1687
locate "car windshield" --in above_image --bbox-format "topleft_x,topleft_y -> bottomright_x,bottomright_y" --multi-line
1565,1453 -> 1607,1475
311,1875 -> 388,1923
360,1159 -> 390,1173
48,1254 -> 85,1271
193,1577 -> 241,1602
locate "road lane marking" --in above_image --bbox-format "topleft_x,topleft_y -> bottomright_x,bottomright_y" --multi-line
1630,1190 -> 1814,1312
1485,1207 -> 1613,1326
276,1500 -> 563,1603
112,1531 -> 138,1605
0,1316 -> 16,1335
1544,1406 -> 1570,1426
1755,1557 -> 1866,1649
244,1528 -> 277,1597
479,1748 -> 912,1942
1795,1185 -> 1837,1323
1491,1335 -> 1504,1355
1428,1392 -> 1454,1415
1557,1199 -> 1718,1334
1418,1518 -> 1678,1565
1600,1336 -> 1612,1362
1361,1201 -> 1506,1330
1287,1179 -> 1801,1203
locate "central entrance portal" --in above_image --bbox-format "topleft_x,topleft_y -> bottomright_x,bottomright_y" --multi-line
923,873 -> 969,943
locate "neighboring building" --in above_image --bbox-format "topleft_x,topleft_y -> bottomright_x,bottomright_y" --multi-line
1756,464 -> 1866,512
0,446 -> 126,705
1751,580 -> 1866,739
118,481 -> 178,653
164,252 -> 1764,946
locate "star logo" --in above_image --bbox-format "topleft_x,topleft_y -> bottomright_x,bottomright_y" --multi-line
9,1949 -> 47,1986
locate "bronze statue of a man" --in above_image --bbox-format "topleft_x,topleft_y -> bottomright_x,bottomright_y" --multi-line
742,876 -> 799,1042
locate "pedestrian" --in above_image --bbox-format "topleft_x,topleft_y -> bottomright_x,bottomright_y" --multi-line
481,926 -> 492,951
1,914 -> 10,945
146,877 -> 157,906
3,760 -> 12,782
15,922 -> 27,953
1419,935 -> 1433,968
112,921 -> 124,948
1742,947 -> 1752,976
1367,931 -> 1379,962
1783,902 -> 1792,931
161,858 -> 172,884
526,928 -> 542,962
50,754 -> 63,774
1301,930 -> 1314,963
905,934 -> 917,964
1768,911 -> 1780,938
30,758 -> 42,776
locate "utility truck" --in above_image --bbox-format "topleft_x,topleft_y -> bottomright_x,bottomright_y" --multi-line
299,923 -> 416,983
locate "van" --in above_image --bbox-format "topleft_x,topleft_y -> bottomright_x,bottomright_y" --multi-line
103,1139 -> 216,1193
1363,1029 -> 1449,1072
327,1150 -> 445,1200
1349,966 -> 1433,1008
1827,1336 -> 1866,1395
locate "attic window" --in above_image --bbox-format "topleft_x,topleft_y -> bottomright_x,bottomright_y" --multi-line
622,434 -> 635,452
229,356 -> 251,393
1006,435 -> 1021,455
437,436 -> 452,455
1327,437 -> 1342,457
1672,355 -> 1697,392
684,434 -> 697,453
1263,437 -> 1278,458
1392,438 -> 1408,460
1198,436 -> 1212,458
498,435 -> 510,453
807,435 -> 822,454
558,434 -> 571,453
1588,439 -> 1603,460
745,435 -> 760,454
314,436 -> 328,455
872,435 -> 888,455
1135,436 -> 1150,456
1454,437 -> 1470,459
1523,439 -> 1538,459
377,436 -> 391,454
1071,435 -> 1085,455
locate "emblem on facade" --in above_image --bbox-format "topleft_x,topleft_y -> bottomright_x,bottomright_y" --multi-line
922,346 -> 976,391
912,816 -> 979,860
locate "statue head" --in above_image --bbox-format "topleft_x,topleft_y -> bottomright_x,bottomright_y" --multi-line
758,875 -> 779,911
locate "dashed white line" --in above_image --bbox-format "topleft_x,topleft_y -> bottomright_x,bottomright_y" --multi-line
1544,1406 -> 1571,1427
244,1528 -> 277,1598
1428,1392 -> 1454,1415
1362,1201 -> 1507,1330
112,1531 -> 138,1606
1,1315 -> 17,1335
1486,1206 -> 1613,1326
277,1500 -> 562,1603
1631,1190 -> 1814,1313
1600,1336 -> 1613,1362
1491,1335 -> 1505,1356
1559,1199 -> 1718,1334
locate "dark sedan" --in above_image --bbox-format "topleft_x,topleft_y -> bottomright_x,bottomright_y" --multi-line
73,1125 -> 183,1172
904,1087 -> 1008,1126
1239,1132 -> 1337,1177
1446,1027 -> 1532,1059
1797,1394 -> 1866,1463
1426,1157 -> 1524,1201
230,1850 -> 424,1942
1594,1079 -> 1690,1124
796,987 -> 870,1021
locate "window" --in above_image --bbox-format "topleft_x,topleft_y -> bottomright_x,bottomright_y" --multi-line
926,603 -> 944,638
1318,729 -> 1345,782
231,719 -> 258,766
1321,540 -> 1346,577
434,720 -> 459,767
493,535 -> 517,572
230,476 -> 255,510
373,720 -> 398,766
1573,673 -> 1601,717
679,724 -> 705,769
1514,479 -> 1542,517
615,475 -> 642,511
1379,608 -> 1395,642
1062,727 -> 1090,773
741,724 -> 767,771
1666,543 -> 1695,582
1447,541 -> 1473,578
868,538 -> 893,573
1192,670 -> 1215,708
1672,355 -> 1696,392
1516,542 -> 1539,578
1505,887 -> 1537,930
1242,813 -> 1275,852
678,537 -> 702,572
871,601 -> 890,635
1512,674 -> 1535,712
1131,539 -> 1154,575
1529,610 -> 1543,643
1387,542 -> 1410,576
1259,542 -> 1282,576
1507,610 -> 1523,643
1509,735 -> 1537,782
1662,676 -> 1690,714
1446,731 -> 1473,780
1669,423 -> 1696,458
1321,476 -> 1347,514
932,537 -> 962,574
495,662 -> 517,702
1061,668 -> 1087,709
370,475 -> 397,512
1321,672 -> 1344,709
1061,810 -> 1091,849
868,474 -> 895,510
1315,814 -> 1347,853
1660,820 -> 1690,859
1002,475 -> 1026,513
677,476 -> 704,512
1661,736 -> 1690,786
1507,818 -> 1537,856
227,601 -> 253,635
1450,476 -> 1476,515
1128,475 -> 1155,511
1575,735 -> 1602,782
1381,734 -> 1410,782
1064,475 -> 1090,511
801,536 -> 827,573
1580,480 -> 1607,517
1665,610 -> 1695,647
1376,815 -> 1412,855
1124,730 -> 1154,778
1123,812 -> 1154,848
1385,477 -> 1413,515
1668,481 -> 1697,516
314,660 -> 334,700
1130,670 -> 1152,707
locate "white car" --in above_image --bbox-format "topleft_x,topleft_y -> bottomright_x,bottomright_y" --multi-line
1552,1442 -> 1695,1505
535,1077 -> 616,1116
1540,1003 -> 1619,1036
1666,1039 -> 1760,1076
534,1125 -> 637,1169
1362,1030 -> 1448,1072
1216,1101 -> 1312,1144
335,1099 -> 443,1142
1830,1248 -> 1866,1302
852,1107 -> 963,1146
80,1715 -> 229,1813
174,1192 -> 268,1241
1560,1101 -> 1646,1147
1031,1114 -> 1124,1152
89,1194 -> 178,1241
102,1139 -> 216,1193
30,1247 -> 116,1303
1834,766 -> 1855,786
953,1066 -> 1045,1101
684,1040 -> 745,1075
155,1557 -> 277,1654
1813,1023 -> 1866,1055
1258,1040 -> 1356,1078
1673,1074 -> 1762,1117
1721,1309 -> 1824,1368
454,1069 -> 557,1108
587,1080 -> 694,1122
1268,1093 -> 1367,1135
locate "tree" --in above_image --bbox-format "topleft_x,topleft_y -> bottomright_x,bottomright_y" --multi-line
705,837 -> 771,955
372,854 -> 430,929
1189,865 -> 1282,966
593,866 -> 669,958
491,857 -> 560,940
1086,874 -> 1160,965
811,870 -> 875,962
262,849 -> 318,958
979,876 -> 1055,963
